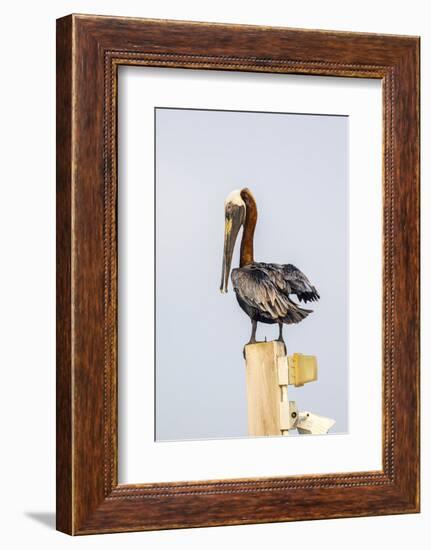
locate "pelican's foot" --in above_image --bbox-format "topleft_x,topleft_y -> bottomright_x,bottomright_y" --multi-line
243,339 -> 262,359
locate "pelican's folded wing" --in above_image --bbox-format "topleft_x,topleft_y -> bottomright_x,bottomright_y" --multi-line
281,264 -> 320,303
231,264 -> 296,320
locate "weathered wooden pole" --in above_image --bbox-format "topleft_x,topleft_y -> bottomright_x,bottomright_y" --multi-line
244,341 -> 292,437
244,341 -> 323,437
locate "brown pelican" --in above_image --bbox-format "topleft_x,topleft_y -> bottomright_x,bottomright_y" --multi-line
220,188 -> 320,346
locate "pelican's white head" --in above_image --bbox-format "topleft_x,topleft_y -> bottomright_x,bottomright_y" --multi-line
224,189 -> 246,208
220,189 -> 247,293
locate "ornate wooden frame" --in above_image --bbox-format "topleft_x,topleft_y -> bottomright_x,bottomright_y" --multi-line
56,14 -> 420,535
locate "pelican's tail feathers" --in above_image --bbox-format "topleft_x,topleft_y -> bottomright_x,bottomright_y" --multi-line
282,301 -> 313,325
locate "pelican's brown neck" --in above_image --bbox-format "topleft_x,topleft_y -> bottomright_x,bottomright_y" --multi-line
240,188 -> 257,267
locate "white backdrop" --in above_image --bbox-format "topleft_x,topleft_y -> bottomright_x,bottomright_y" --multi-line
0,1 -> 428,549
118,69 -> 382,482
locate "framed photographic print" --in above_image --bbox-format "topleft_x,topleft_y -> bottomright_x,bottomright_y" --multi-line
56,14 -> 420,534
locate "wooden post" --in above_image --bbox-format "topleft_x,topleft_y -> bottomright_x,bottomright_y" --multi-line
244,341 -> 287,436
244,342 -> 330,437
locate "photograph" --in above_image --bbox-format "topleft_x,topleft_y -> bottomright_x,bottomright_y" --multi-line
49,9 -> 420,537
155,107 -> 348,441
0,0 -> 425,546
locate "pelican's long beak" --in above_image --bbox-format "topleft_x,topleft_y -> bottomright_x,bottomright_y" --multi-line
220,204 -> 245,293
